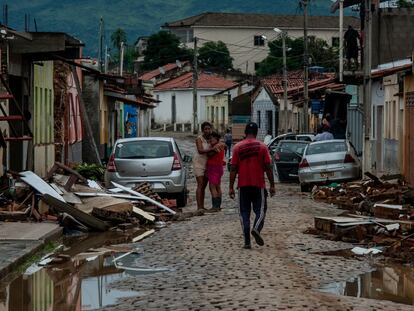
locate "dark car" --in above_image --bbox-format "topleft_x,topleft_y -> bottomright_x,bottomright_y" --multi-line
267,133 -> 315,150
271,140 -> 309,182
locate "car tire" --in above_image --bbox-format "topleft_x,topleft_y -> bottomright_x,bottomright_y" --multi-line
176,189 -> 187,208
300,184 -> 310,192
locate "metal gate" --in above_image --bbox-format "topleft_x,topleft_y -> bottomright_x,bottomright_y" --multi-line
347,105 -> 364,154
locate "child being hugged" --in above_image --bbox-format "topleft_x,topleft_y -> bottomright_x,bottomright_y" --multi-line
206,131 -> 225,210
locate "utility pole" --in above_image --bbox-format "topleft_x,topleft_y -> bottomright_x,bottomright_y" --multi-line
192,37 -> 198,134
119,41 -> 125,76
104,45 -> 108,73
98,17 -> 104,72
302,0 -> 309,133
282,32 -> 289,133
339,0 -> 344,82
362,0 -> 372,172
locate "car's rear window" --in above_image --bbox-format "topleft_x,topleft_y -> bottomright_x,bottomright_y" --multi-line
297,136 -> 312,142
115,140 -> 173,159
278,142 -> 308,155
306,142 -> 347,155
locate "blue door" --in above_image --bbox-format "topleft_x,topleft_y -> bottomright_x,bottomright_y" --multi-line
124,104 -> 138,138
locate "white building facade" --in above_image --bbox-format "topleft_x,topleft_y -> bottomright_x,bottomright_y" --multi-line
163,12 -> 360,74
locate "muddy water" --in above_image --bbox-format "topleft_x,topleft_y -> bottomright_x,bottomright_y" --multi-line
0,229 -> 169,311
320,264 -> 414,306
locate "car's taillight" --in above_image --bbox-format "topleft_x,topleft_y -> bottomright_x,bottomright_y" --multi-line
274,152 -> 280,161
107,154 -> 117,172
172,153 -> 182,170
344,154 -> 356,163
299,158 -> 309,168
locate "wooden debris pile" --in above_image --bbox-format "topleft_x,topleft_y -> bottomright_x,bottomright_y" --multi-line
312,173 -> 414,218
0,162 -> 183,233
310,173 -> 414,264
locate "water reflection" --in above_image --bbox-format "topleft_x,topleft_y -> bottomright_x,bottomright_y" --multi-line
0,230 -> 166,311
320,265 -> 414,305
0,254 -> 138,311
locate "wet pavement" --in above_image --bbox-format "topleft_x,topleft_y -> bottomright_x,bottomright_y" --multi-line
1,133 -> 414,310
321,264 -> 414,306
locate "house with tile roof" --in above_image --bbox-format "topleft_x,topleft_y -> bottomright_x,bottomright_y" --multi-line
251,71 -> 345,139
153,72 -> 240,130
163,12 -> 360,74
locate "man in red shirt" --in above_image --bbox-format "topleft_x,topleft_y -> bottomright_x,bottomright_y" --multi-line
229,122 -> 275,249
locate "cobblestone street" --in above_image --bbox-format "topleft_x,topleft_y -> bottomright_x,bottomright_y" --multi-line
100,135 -> 413,310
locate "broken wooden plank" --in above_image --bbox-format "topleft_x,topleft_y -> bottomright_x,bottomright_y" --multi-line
42,194 -> 109,231
373,203 -> 403,209
373,203 -> 405,220
132,229 -> 155,242
111,182 -> 176,215
380,174 -> 403,181
92,208 -> 130,223
75,197 -> 133,215
0,207 -> 31,221
62,192 -> 83,205
75,192 -> 143,201
132,206 -> 156,222
20,171 -> 66,203
364,172 -> 383,184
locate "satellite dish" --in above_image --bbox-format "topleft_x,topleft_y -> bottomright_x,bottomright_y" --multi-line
176,60 -> 182,68
159,66 -> 165,75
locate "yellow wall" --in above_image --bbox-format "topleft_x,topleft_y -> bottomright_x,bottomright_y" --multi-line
33,61 -> 54,176
205,94 -> 228,131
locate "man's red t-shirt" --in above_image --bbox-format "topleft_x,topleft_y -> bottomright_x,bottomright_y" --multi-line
231,138 -> 271,188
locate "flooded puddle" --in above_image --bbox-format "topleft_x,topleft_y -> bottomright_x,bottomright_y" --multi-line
320,265 -> 414,306
0,229 -> 169,310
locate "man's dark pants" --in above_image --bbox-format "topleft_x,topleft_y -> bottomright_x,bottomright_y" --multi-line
238,186 -> 267,245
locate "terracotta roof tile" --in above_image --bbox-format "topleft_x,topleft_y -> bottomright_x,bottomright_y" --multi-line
154,72 -> 237,91
262,71 -> 341,97
139,62 -> 185,81
164,12 -> 360,29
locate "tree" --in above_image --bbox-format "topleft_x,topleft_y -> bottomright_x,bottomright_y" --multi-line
111,28 -> 127,54
398,0 -> 414,8
142,31 -> 193,71
256,37 -> 337,76
198,41 -> 233,70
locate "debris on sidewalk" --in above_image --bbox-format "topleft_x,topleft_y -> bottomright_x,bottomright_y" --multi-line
310,172 -> 414,264
0,161 -> 194,235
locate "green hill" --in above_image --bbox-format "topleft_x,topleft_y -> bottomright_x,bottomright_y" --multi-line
4,0 -> 351,56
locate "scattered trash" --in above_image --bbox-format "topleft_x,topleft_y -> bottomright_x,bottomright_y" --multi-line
351,246 -> 382,255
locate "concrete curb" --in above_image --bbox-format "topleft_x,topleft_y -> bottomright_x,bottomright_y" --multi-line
0,226 -> 63,280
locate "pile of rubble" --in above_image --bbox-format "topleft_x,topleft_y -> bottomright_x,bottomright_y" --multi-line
0,162 -> 183,233
310,173 -> 414,264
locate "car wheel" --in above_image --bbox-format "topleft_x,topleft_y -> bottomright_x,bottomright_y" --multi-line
300,184 -> 310,192
176,189 -> 187,208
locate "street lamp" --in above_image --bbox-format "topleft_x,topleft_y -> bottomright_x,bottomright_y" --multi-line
274,27 -> 289,133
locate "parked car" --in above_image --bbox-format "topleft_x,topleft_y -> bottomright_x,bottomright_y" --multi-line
298,139 -> 361,192
271,140 -> 309,183
267,133 -> 315,150
105,137 -> 189,207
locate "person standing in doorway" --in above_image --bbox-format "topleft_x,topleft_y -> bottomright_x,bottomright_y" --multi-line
224,128 -> 233,158
314,125 -> 334,142
229,122 -> 275,249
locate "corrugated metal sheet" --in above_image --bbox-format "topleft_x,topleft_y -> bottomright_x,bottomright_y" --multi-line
347,106 -> 363,154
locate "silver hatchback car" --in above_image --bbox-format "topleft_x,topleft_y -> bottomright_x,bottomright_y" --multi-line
298,139 -> 361,192
105,137 -> 188,207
